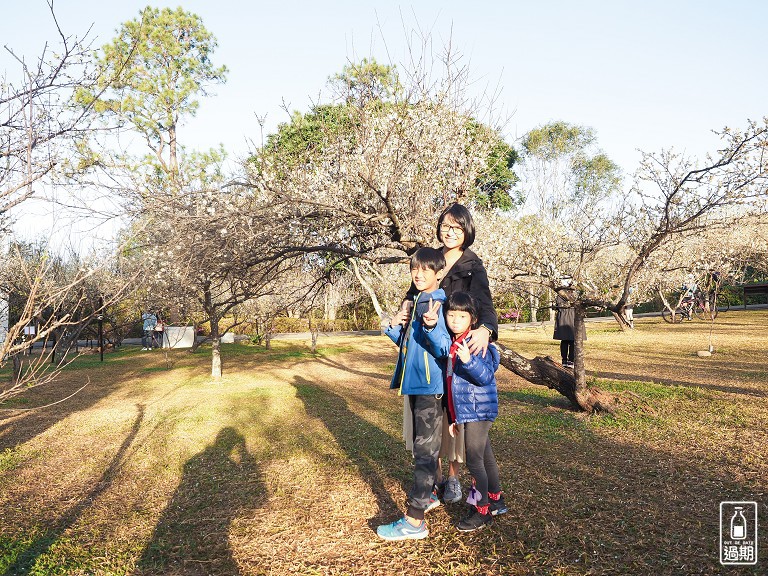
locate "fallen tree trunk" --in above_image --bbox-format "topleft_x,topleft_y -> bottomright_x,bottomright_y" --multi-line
494,342 -> 616,414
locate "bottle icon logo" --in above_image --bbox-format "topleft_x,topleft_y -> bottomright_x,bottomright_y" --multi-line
720,501 -> 758,566
730,507 -> 747,540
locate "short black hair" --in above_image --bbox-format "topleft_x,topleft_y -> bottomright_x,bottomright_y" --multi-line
411,247 -> 446,272
447,291 -> 478,322
436,203 -> 476,249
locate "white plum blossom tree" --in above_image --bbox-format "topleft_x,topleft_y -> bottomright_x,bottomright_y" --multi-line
0,2 -> 136,401
473,120 -> 768,412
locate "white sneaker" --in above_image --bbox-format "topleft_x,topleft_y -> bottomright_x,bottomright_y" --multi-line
141,347 -> 148,350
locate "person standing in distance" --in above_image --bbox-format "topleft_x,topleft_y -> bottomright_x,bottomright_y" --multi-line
141,309 -> 157,351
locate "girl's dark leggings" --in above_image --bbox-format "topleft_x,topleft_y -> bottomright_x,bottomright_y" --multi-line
560,340 -> 574,362
464,420 -> 500,507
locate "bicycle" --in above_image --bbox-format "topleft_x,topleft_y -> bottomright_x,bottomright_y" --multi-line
661,300 -> 695,323
662,291 -> 729,323
692,291 -> 730,320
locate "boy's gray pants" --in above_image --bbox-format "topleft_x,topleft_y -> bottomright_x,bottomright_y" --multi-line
406,394 -> 443,520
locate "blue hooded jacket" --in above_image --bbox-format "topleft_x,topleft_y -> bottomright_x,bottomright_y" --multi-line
424,329 -> 500,424
142,312 -> 157,331
385,289 -> 448,396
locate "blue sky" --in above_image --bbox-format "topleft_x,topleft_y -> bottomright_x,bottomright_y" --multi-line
3,1 -> 767,182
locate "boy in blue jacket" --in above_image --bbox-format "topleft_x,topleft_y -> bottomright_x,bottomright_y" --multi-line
423,291 -> 505,532
377,247 -> 451,541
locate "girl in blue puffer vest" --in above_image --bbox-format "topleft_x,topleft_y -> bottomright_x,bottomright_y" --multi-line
422,291 -> 506,532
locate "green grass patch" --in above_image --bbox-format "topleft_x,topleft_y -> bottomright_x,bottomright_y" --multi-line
0,396 -> 31,408
18,535 -> 91,576
584,379 -> 701,433
315,345 -> 354,355
496,409 -> 581,440
587,411 -> 660,432
141,365 -> 171,373
0,529 -> 48,574
499,388 -> 563,407
60,348 -> 136,370
0,446 -> 34,472
594,378 -> 702,400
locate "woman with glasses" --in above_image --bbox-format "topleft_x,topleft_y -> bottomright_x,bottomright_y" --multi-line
403,203 -> 499,508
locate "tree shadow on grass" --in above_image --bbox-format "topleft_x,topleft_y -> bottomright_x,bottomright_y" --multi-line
292,376 -> 410,530
134,426 -> 264,576
499,389 -> 578,410
484,410 -> 768,575
311,351 -> 391,382
0,348 -> 179,450
2,404 -> 145,576
0,376 -> 125,451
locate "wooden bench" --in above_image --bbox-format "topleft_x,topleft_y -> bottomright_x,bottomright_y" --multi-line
741,282 -> 768,308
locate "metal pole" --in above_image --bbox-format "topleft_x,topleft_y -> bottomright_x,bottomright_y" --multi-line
98,296 -> 104,362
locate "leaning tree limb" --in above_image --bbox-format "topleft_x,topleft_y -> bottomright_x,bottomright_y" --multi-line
494,342 -> 616,414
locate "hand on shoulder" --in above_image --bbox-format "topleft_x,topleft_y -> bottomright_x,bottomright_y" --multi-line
467,326 -> 490,356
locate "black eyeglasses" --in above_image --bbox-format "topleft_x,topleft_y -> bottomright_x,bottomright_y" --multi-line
439,224 -> 464,235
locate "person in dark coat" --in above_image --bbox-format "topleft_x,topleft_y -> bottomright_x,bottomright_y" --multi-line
553,286 -> 585,368
406,204 -> 497,352
141,310 -> 157,351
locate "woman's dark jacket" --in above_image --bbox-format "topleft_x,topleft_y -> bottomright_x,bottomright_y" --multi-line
553,295 -> 586,341
407,248 -> 498,340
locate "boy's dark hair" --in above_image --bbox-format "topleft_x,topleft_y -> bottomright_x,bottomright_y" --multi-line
410,247 -> 446,272
447,291 -> 478,322
436,203 -> 476,249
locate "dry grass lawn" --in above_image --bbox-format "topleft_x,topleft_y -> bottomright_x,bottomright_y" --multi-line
0,310 -> 766,575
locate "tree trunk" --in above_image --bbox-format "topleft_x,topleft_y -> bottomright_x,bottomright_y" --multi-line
311,330 -> 318,353
12,354 -> 22,384
495,342 -> 579,404
706,276 -> 723,353
324,289 -> 337,321
189,329 -> 206,352
351,259 -> 385,317
201,285 -> 222,380
169,123 -> 179,176
658,289 -> 685,321
55,328 -> 76,361
548,289 -> 556,322
308,311 -> 318,354
495,340 -> 615,414
529,293 -> 539,323
611,309 -> 631,331
264,316 -> 273,351
210,313 -> 222,380
572,304 -> 588,396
